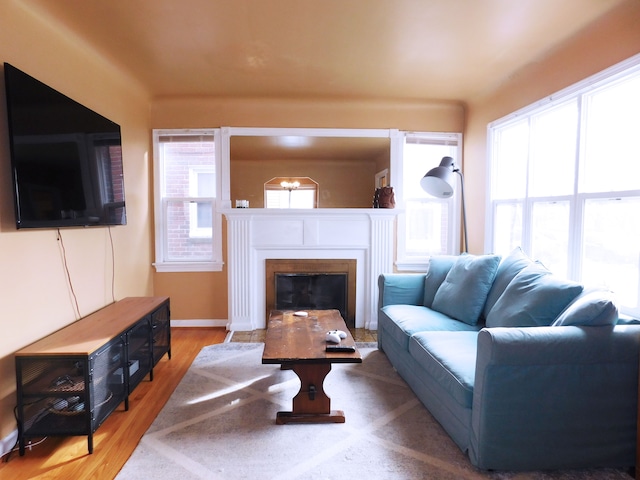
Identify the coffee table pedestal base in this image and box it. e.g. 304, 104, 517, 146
276, 410, 345, 425
276, 363, 346, 424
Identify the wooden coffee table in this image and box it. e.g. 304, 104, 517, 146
262, 309, 362, 424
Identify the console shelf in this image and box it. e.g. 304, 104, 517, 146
15, 296, 171, 455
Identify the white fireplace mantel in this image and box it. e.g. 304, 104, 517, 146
223, 208, 396, 331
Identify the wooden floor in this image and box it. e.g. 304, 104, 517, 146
0, 327, 227, 480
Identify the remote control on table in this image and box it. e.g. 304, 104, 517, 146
325, 344, 356, 353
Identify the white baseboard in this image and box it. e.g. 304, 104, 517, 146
0, 428, 18, 460
170, 319, 228, 328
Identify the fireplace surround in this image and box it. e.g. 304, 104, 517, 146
223, 208, 396, 331
266, 259, 356, 327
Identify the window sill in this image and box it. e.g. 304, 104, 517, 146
395, 260, 429, 272
153, 261, 224, 273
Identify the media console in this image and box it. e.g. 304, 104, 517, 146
14, 296, 170, 455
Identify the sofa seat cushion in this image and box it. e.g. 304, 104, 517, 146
380, 305, 480, 350
409, 331, 479, 409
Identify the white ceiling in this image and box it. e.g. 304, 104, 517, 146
22, 0, 626, 103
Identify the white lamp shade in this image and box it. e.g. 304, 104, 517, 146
420, 166, 455, 198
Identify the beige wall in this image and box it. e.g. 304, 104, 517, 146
151, 98, 465, 320
464, 0, 640, 254
151, 97, 463, 131
0, 3, 152, 441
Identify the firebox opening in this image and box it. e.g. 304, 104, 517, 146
265, 259, 357, 328
275, 273, 347, 321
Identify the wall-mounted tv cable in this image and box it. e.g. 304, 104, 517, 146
108, 226, 116, 303
56, 229, 81, 319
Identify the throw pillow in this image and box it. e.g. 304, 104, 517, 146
486, 262, 584, 328
423, 255, 458, 308
552, 289, 618, 327
431, 254, 501, 325
482, 247, 533, 319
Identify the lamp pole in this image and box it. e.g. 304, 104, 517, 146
453, 168, 468, 253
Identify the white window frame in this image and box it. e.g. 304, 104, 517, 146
486, 53, 640, 318
219, 126, 397, 209
396, 132, 463, 271
153, 129, 224, 272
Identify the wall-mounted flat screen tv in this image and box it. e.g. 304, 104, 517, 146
3, 63, 126, 229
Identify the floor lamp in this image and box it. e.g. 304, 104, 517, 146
420, 156, 468, 253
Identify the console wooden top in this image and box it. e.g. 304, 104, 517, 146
16, 297, 169, 357
262, 309, 362, 365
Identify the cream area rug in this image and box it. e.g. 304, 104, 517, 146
116, 343, 631, 480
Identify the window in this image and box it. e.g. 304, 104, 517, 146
153, 130, 223, 272
396, 133, 462, 270
488, 54, 640, 317
264, 177, 318, 208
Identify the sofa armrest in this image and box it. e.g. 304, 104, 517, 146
378, 273, 425, 309
470, 325, 640, 470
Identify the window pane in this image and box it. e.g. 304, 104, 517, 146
493, 202, 522, 254
529, 102, 578, 197
197, 172, 215, 197
405, 200, 448, 255
582, 197, 640, 312
266, 190, 286, 208
265, 188, 315, 208
290, 189, 315, 208
492, 120, 528, 200
162, 140, 215, 198
402, 137, 458, 258
403, 142, 454, 199
196, 202, 212, 229
165, 200, 213, 261
531, 201, 570, 277
582, 75, 640, 193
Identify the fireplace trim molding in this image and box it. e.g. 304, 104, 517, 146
223, 208, 396, 331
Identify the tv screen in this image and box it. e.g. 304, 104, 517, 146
3, 63, 126, 229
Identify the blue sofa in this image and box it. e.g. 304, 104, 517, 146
377, 248, 640, 471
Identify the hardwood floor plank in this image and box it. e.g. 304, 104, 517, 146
0, 327, 226, 480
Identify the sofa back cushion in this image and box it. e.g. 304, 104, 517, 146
552, 289, 619, 327
486, 262, 583, 327
431, 254, 501, 325
423, 255, 458, 308
483, 247, 533, 320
